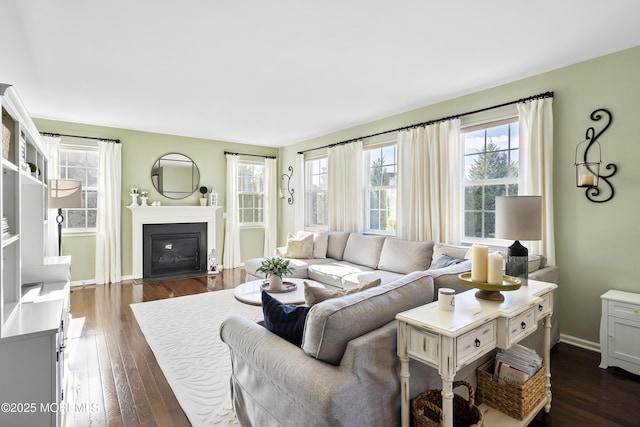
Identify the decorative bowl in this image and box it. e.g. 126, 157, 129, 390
458, 273, 521, 301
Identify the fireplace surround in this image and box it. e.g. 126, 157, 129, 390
129, 205, 221, 280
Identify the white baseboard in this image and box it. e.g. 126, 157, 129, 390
559, 333, 600, 353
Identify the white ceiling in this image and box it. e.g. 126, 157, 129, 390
2, 1, 640, 147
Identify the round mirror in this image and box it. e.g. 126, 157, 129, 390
151, 153, 200, 199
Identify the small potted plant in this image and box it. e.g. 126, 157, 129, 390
256, 257, 294, 291
199, 186, 208, 206
27, 162, 40, 178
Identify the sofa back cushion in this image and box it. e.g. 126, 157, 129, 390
341, 234, 386, 269
378, 238, 434, 274
326, 231, 351, 260
302, 271, 434, 365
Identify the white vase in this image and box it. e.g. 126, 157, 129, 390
268, 275, 284, 292
199, 198, 207, 206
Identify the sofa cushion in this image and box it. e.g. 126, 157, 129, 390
303, 278, 381, 306
262, 292, 310, 346
342, 234, 386, 269
326, 231, 351, 260
308, 261, 374, 288
283, 232, 314, 258
378, 238, 434, 274
302, 271, 435, 365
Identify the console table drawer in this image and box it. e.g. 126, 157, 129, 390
457, 320, 496, 367
508, 308, 537, 344
407, 327, 439, 366
608, 300, 640, 321
535, 293, 552, 321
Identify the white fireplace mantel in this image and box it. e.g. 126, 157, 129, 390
128, 205, 222, 279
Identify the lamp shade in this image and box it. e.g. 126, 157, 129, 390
49, 179, 83, 209
495, 196, 542, 241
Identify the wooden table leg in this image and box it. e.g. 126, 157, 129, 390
398, 323, 410, 427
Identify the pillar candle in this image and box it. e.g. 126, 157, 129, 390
471, 244, 489, 282
581, 174, 595, 186
487, 252, 503, 285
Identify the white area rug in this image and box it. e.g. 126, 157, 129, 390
130, 290, 263, 426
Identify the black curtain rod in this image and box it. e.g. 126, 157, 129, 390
40, 132, 121, 144
297, 91, 554, 155
224, 151, 276, 159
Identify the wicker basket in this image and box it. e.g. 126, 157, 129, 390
2, 119, 10, 161
476, 359, 546, 420
411, 380, 483, 427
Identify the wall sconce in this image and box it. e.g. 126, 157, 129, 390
574, 108, 617, 203
280, 166, 294, 205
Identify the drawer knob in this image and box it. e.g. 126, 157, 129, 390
474, 338, 481, 348
521, 321, 527, 330
538, 304, 543, 311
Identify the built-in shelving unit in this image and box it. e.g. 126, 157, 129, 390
1, 84, 69, 426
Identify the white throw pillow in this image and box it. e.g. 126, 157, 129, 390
283, 232, 314, 258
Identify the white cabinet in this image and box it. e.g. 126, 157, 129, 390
600, 290, 640, 376
1, 84, 68, 426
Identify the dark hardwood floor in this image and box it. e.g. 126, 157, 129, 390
65, 270, 640, 426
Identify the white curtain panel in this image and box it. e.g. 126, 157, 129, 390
223, 154, 241, 268
293, 153, 305, 232
517, 98, 555, 264
95, 141, 122, 284
397, 119, 461, 243
42, 135, 60, 257
263, 157, 277, 256
328, 141, 363, 232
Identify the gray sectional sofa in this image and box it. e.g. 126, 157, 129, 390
243, 231, 558, 294
223, 232, 559, 426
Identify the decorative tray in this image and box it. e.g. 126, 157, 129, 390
260, 281, 298, 293
458, 273, 521, 301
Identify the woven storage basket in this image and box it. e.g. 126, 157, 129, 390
2, 120, 10, 161
410, 380, 483, 427
476, 359, 546, 420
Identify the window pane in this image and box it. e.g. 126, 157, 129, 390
66, 209, 86, 229
464, 186, 482, 210
465, 154, 485, 180
465, 212, 483, 238
86, 190, 98, 209
484, 184, 506, 211
487, 124, 509, 151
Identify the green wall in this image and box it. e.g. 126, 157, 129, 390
35, 45, 640, 345
33, 119, 276, 284
279, 45, 640, 346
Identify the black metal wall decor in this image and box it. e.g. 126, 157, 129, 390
574, 108, 617, 203
280, 166, 294, 205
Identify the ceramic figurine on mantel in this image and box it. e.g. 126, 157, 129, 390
130, 188, 139, 207
140, 191, 148, 206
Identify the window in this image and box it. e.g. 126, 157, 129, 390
58, 145, 99, 232
238, 161, 264, 226
305, 157, 328, 228
462, 119, 519, 241
364, 144, 397, 234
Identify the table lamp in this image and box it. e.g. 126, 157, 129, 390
48, 179, 83, 256
495, 196, 541, 281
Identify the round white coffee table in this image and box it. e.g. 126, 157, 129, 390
233, 278, 324, 306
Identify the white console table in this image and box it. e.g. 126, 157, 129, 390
396, 280, 556, 427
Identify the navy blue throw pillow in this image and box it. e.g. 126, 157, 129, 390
262, 291, 310, 347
